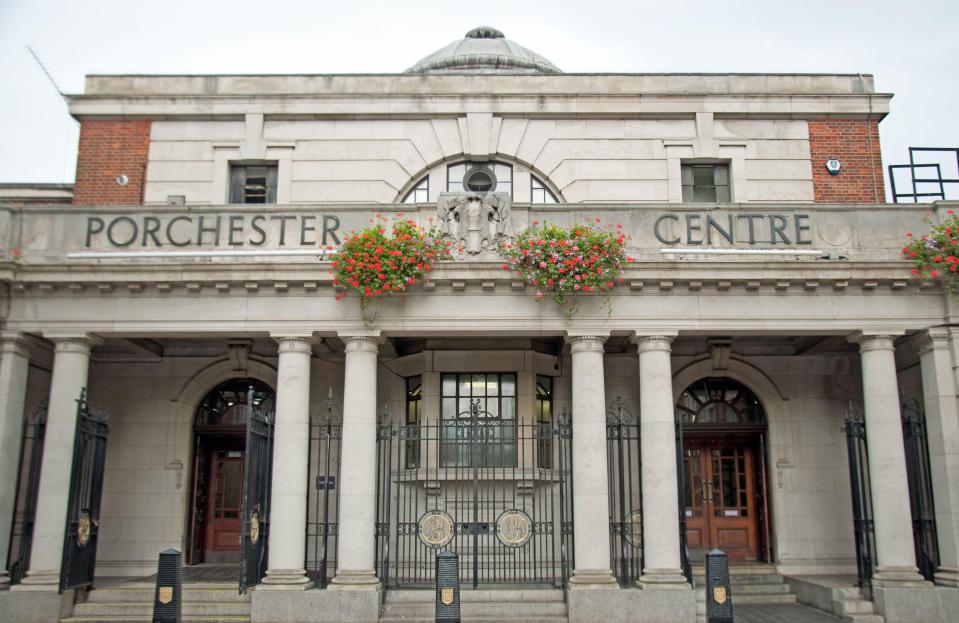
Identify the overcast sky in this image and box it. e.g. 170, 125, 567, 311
1, 0, 957, 200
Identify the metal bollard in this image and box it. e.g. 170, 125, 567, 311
435, 549, 461, 623
705, 548, 733, 623
152, 548, 182, 623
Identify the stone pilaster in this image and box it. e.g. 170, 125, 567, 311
853, 333, 927, 587
634, 334, 688, 589
330, 334, 382, 591
261, 336, 315, 589
566, 334, 617, 589
0, 332, 31, 586
17, 334, 99, 591
920, 328, 959, 587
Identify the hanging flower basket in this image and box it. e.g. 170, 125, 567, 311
330, 218, 452, 325
902, 208, 959, 290
500, 220, 633, 317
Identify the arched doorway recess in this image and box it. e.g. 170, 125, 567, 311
187, 378, 275, 564
676, 377, 771, 562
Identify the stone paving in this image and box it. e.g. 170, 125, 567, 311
736, 603, 844, 623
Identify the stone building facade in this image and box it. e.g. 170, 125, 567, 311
1, 26, 958, 623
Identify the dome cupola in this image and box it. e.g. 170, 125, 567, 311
405, 26, 561, 75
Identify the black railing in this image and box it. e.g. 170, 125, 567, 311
607, 397, 643, 586
239, 394, 273, 594
305, 394, 341, 587
5, 403, 46, 585
375, 403, 572, 588
900, 397, 940, 582
844, 407, 875, 595
676, 419, 692, 584
889, 147, 959, 203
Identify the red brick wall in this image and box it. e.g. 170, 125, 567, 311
808, 119, 884, 203
72, 120, 151, 205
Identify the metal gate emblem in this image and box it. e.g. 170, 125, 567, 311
623, 510, 643, 546
76, 512, 92, 547
713, 586, 727, 604
496, 509, 533, 547
249, 509, 261, 545
440, 587, 454, 605
418, 510, 455, 548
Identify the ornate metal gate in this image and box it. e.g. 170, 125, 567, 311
306, 394, 341, 587
607, 398, 642, 585
239, 393, 274, 594
6, 403, 46, 585
60, 390, 109, 593
375, 397, 572, 588
900, 398, 939, 582
844, 407, 875, 594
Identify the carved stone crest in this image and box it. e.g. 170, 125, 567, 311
437, 192, 512, 255
418, 509, 455, 548
496, 509, 533, 547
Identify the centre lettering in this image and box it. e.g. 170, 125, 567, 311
653, 213, 813, 246
85, 214, 341, 248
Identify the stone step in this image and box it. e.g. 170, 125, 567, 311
729, 582, 792, 595
73, 601, 250, 616
843, 615, 884, 623
380, 618, 567, 623
382, 601, 567, 617
840, 598, 876, 615
385, 589, 565, 603
733, 593, 797, 605
694, 574, 785, 586
86, 586, 250, 604
62, 617, 249, 623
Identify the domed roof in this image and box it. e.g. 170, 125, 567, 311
405, 27, 561, 75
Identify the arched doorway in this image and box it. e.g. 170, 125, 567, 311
187, 379, 275, 564
676, 377, 770, 562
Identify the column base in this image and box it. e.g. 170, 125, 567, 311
0, 587, 75, 623
328, 569, 382, 591
873, 566, 932, 588
934, 566, 959, 588
12, 570, 60, 592
568, 569, 618, 589
638, 568, 691, 590
259, 569, 314, 590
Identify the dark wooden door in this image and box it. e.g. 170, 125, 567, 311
683, 441, 759, 561
205, 449, 244, 561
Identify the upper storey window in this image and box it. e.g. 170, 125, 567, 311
682, 163, 730, 203
402, 177, 429, 203
448, 162, 513, 197
230, 164, 277, 204
531, 175, 559, 203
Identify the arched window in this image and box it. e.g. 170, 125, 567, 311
531, 175, 559, 203
401, 176, 429, 203
675, 377, 764, 426
195, 378, 275, 427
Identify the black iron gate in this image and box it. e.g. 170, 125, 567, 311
375, 399, 572, 588
6, 403, 47, 585
607, 398, 642, 585
306, 393, 341, 588
239, 392, 274, 594
844, 407, 875, 594
900, 398, 940, 582
60, 389, 109, 593
676, 418, 692, 583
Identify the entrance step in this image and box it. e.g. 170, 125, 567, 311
61, 582, 251, 623
691, 564, 797, 623
380, 589, 568, 623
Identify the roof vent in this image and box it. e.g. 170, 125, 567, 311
466, 26, 504, 39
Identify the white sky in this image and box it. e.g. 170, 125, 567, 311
1, 0, 957, 200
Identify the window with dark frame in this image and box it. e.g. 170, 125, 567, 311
405, 376, 422, 468
229, 164, 278, 204
681, 163, 731, 203
447, 162, 513, 197
401, 177, 429, 203
536, 375, 554, 468
440, 372, 516, 467
531, 175, 559, 204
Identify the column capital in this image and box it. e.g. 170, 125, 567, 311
274, 335, 315, 355
566, 334, 607, 352
44, 333, 103, 355
342, 335, 383, 354
849, 332, 902, 352
0, 331, 32, 358
918, 326, 951, 355
632, 334, 676, 352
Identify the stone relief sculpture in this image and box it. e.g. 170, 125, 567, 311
436, 192, 513, 255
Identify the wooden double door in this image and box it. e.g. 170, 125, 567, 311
190, 438, 245, 563
683, 438, 764, 561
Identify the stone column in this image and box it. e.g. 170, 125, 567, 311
0, 332, 31, 586
635, 334, 688, 589
261, 335, 314, 589
854, 333, 926, 586
330, 334, 381, 590
18, 335, 98, 591
920, 328, 959, 587
567, 334, 616, 588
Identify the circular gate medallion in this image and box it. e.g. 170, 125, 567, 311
623, 510, 643, 547
249, 510, 261, 545
496, 509, 533, 548
76, 511, 92, 547
418, 510, 455, 548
